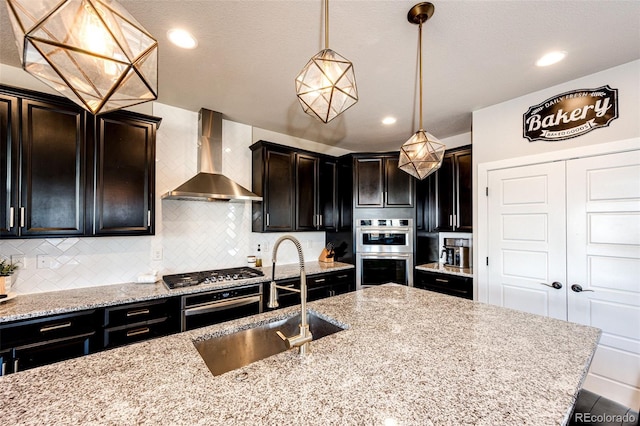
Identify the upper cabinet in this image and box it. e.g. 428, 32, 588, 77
252, 142, 295, 232
0, 85, 160, 239
93, 112, 158, 236
417, 145, 472, 232
251, 141, 340, 233
354, 154, 413, 208
0, 93, 19, 238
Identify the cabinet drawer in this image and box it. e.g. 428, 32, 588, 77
103, 317, 171, 349
416, 271, 473, 300
103, 299, 173, 327
0, 310, 97, 350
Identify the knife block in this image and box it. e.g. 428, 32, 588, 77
318, 248, 334, 264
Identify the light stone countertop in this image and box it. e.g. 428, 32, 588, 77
0, 284, 599, 426
0, 261, 354, 323
416, 262, 473, 278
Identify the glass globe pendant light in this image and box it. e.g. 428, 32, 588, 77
398, 2, 445, 180
5, 0, 158, 115
295, 0, 358, 123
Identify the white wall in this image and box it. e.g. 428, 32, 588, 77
472, 60, 639, 165
0, 65, 326, 294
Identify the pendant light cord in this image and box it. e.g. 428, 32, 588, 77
418, 20, 423, 131
325, 0, 329, 49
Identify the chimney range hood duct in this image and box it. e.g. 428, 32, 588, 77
162, 109, 262, 202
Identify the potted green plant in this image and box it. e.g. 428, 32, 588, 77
0, 258, 18, 294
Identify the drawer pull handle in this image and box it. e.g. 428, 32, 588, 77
126, 327, 150, 337
314, 278, 326, 283
40, 321, 72, 332
126, 308, 150, 317
337, 275, 348, 279
435, 278, 449, 283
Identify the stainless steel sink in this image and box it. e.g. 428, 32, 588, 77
193, 312, 345, 376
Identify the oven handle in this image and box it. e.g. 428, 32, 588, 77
359, 253, 411, 260
357, 227, 411, 232
183, 295, 262, 316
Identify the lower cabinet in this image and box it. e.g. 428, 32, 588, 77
101, 298, 180, 349
414, 270, 473, 300
265, 269, 356, 310
0, 271, 356, 375
0, 310, 99, 374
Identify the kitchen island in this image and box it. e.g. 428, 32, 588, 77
0, 285, 599, 425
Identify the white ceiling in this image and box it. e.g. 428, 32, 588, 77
1, 1, 639, 152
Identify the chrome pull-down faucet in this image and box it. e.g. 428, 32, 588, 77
267, 235, 312, 355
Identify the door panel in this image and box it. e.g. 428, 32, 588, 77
502, 285, 551, 317
488, 162, 567, 319
567, 150, 640, 408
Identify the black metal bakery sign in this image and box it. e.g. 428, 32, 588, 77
523, 85, 618, 142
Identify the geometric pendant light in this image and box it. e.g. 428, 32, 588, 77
295, 0, 358, 123
5, 0, 158, 115
398, 2, 445, 180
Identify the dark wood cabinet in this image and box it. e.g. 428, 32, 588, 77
415, 173, 436, 231
318, 158, 338, 231
264, 269, 356, 310
433, 146, 472, 232
0, 93, 19, 237
93, 112, 158, 235
355, 154, 413, 208
336, 156, 353, 231
20, 96, 88, 237
295, 153, 319, 230
0, 85, 159, 239
252, 143, 295, 232
252, 141, 340, 232
0, 310, 99, 374
101, 298, 179, 349
415, 270, 473, 300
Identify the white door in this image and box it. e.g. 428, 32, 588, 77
566, 150, 640, 408
487, 162, 567, 319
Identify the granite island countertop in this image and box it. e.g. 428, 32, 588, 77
0, 285, 599, 425
0, 261, 353, 323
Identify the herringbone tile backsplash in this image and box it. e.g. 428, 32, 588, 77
0, 103, 326, 294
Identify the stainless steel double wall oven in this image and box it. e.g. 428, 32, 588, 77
355, 218, 414, 288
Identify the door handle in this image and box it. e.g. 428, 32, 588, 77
571, 284, 594, 293
540, 282, 563, 290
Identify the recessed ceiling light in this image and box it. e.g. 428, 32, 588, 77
167, 29, 198, 49
382, 116, 397, 125
536, 51, 566, 67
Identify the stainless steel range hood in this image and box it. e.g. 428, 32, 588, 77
162, 109, 262, 202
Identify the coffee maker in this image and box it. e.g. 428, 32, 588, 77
440, 237, 471, 268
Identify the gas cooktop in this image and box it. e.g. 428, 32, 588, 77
162, 267, 264, 290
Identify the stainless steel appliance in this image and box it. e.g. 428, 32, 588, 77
355, 219, 414, 288
440, 237, 471, 268
162, 267, 264, 332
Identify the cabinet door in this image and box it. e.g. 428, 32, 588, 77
0, 94, 19, 237
295, 153, 318, 230
355, 158, 383, 207
455, 150, 472, 232
20, 98, 86, 236
319, 158, 338, 231
434, 153, 454, 231
385, 157, 413, 207
94, 114, 156, 235
415, 173, 436, 231
337, 158, 352, 231
265, 149, 294, 231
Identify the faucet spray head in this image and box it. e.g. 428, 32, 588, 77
267, 281, 279, 309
